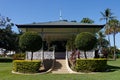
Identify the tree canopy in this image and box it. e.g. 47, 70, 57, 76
19, 32, 42, 60
80, 18, 94, 24
97, 31, 109, 48
0, 15, 19, 52
75, 32, 97, 58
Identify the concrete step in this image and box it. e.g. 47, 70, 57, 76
52, 59, 69, 74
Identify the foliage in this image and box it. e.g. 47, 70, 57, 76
71, 20, 77, 22
100, 8, 116, 48
19, 32, 42, 60
100, 8, 115, 22
12, 60, 41, 73
97, 31, 109, 48
0, 28, 19, 51
107, 19, 120, 34
0, 16, 19, 52
106, 47, 120, 58
75, 32, 97, 58
97, 38, 109, 48
13, 53, 25, 60
75, 59, 107, 72
80, 18, 94, 24
116, 49, 120, 54
19, 32, 42, 52
0, 57, 13, 62
75, 32, 97, 51
66, 35, 76, 51
0, 15, 14, 27
108, 19, 120, 60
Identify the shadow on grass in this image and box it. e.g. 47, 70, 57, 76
107, 65, 120, 72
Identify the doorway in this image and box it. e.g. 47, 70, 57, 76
51, 41, 66, 59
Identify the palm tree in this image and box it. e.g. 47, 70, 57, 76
100, 8, 116, 47
80, 17, 94, 24
97, 31, 109, 48
108, 19, 120, 60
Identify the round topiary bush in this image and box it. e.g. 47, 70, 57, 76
19, 32, 42, 60
75, 32, 97, 58
75, 59, 107, 72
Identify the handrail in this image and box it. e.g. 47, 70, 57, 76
66, 50, 77, 73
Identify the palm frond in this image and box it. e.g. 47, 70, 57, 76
100, 17, 106, 21
100, 12, 106, 17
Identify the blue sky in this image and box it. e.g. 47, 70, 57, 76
0, 0, 120, 48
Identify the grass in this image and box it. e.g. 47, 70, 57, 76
0, 59, 120, 80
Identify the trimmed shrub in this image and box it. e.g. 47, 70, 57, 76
13, 53, 25, 60
75, 59, 107, 72
75, 32, 97, 58
19, 32, 42, 52
13, 60, 41, 73
75, 32, 97, 51
19, 32, 42, 60
0, 57, 13, 62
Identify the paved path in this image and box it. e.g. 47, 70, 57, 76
52, 59, 69, 74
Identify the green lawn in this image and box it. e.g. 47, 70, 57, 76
0, 59, 120, 80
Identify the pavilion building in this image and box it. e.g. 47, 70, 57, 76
16, 20, 104, 59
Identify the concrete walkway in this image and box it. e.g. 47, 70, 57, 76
52, 59, 69, 74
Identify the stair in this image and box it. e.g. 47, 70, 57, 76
52, 59, 69, 74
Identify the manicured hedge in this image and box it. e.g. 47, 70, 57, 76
75, 58, 107, 72
13, 60, 41, 73
0, 57, 13, 62
13, 53, 25, 60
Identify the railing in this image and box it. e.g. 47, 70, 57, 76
26, 50, 55, 60
66, 50, 95, 59
66, 50, 95, 73
66, 50, 77, 73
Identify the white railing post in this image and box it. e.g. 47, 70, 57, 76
53, 46, 55, 59
66, 50, 68, 60
40, 51, 43, 60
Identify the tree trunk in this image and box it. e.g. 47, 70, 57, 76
106, 20, 111, 48
84, 51, 87, 59
113, 31, 116, 60
108, 35, 111, 48
31, 52, 33, 60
